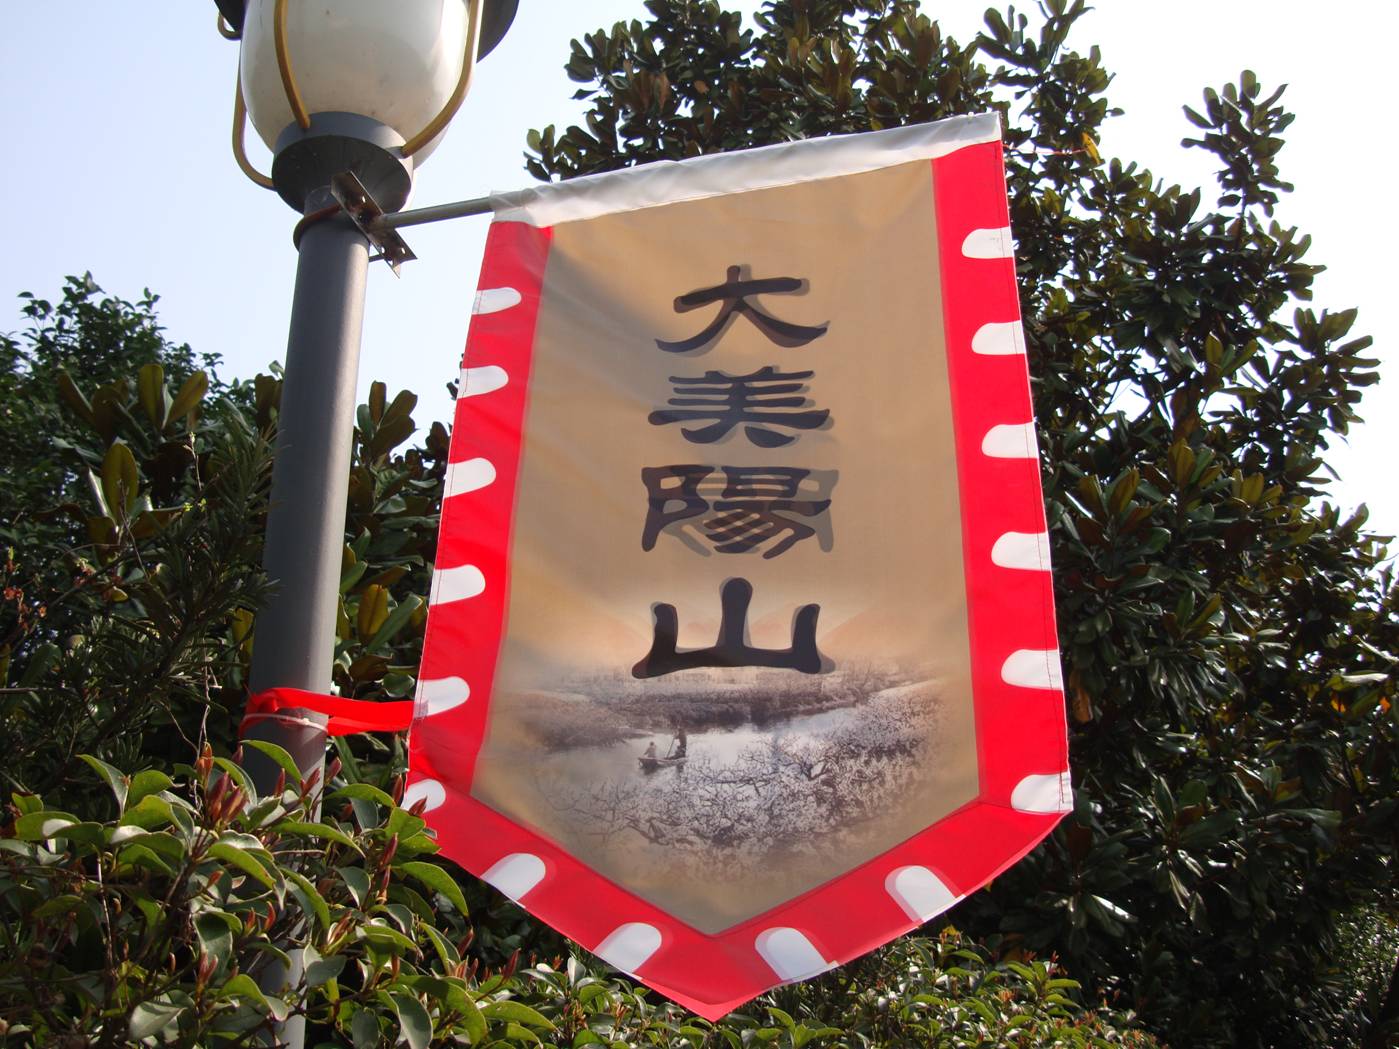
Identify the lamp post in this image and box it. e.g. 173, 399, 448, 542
213, 4, 516, 1042
216, 0, 515, 792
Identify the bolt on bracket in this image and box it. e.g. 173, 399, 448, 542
329, 172, 418, 276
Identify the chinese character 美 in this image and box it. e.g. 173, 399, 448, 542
641, 465, 832, 559
649, 366, 830, 447
655, 265, 829, 353
632, 577, 826, 678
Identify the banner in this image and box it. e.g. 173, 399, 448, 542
406, 112, 1071, 1018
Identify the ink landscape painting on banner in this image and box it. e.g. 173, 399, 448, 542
406, 112, 1073, 1018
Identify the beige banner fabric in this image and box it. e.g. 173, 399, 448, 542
470, 159, 979, 934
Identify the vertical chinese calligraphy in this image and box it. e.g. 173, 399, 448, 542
638, 265, 835, 676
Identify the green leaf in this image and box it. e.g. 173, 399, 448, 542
272, 819, 361, 851
116, 843, 177, 876
10, 792, 42, 816
767, 1006, 796, 1031
115, 830, 186, 865
365, 594, 424, 654
351, 1008, 380, 1049
79, 754, 129, 813
242, 739, 304, 788
504, 1021, 542, 1045
168, 369, 209, 424
359, 921, 418, 955
120, 793, 176, 830
208, 841, 278, 890
210, 758, 255, 798
381, 389, 418, 427
421, 923, 460, 970
128, 768, 174, 808
14, 810, 78, 840
385, 807, 427, 842
56, 367, 97, 427
390, 991, 434, 1049
339, 864, 373, 908
396, 860, 469, 915
285, 870, 332, 931
305, 944, 348, 988
100, 440, 140, 520
196, 911, 235, 974
130, 999, 187, 1041
137, 362, 168, 429
459, 992, 488, 1045
341, 560, 369, 594
481, 1000, 556, 1031
327, 782, 397, 809
220, 973, 272, 1011
32, 893, 84, 920
86, 468, 112, 519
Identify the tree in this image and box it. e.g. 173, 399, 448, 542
0, 280, 1157, 1047
525, 2, 1397, 1045
0, 277, 268, 794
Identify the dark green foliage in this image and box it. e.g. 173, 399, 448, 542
2, 746, 485, 1046
524, 2, 1398, 1045
0, 275, 231, 549
0, 750, 1154, 1047
0, 278, 448, 804
336, 384, 450, 704
0, 278, 270, 798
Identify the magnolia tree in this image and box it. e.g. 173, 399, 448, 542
522, 1, 1397, 1045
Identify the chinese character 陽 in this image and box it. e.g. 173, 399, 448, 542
641, 465, 832, 559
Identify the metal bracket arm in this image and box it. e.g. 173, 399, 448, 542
328, 173, 418, 275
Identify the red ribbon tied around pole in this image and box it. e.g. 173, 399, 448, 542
242, 688, 414, 737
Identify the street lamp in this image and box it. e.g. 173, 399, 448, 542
214, 0, 517, 797
212, 3, 517, 1045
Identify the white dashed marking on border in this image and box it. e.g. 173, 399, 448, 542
1011, 771, 1075, 814
971, 320, 1027, 355
458, 365, 508, 398
429, 565, 486, 606
991, 531, 1052, 571
472, 287, 523, 315
444, 458, 497, 499
595, 923, 663, 975
886, 866, 962, 923
1000, 649, 1064, 691
981, 422, 1038, 459
961, 226, 1014, 259
482, 853, 546, 901
416, 677, 470, 716
402, 779, 446, 812
755, 928, 834, 982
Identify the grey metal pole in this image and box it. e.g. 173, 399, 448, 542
242, 191, 368, 1049
245, 190, 369, 777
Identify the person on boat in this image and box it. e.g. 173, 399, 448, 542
674, 728, 688, 759
642, 741, 658, 761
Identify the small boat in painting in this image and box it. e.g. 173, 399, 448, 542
639, 730, 689, 772
638, 755, 688, 772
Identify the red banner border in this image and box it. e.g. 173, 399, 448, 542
408, 138, 1070, 1019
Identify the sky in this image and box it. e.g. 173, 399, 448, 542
2, 1, 1394, 545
